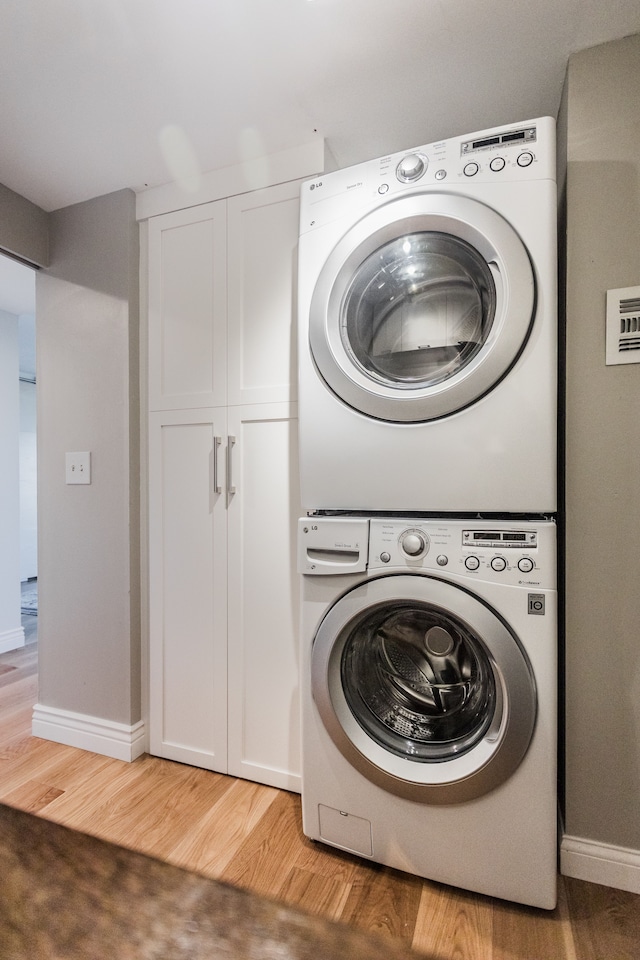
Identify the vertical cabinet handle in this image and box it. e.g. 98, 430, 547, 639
227, 435, 237, 496
213, 436, 222, 494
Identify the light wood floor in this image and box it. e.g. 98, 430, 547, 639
1, 636, 639, 960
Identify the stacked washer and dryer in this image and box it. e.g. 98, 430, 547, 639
296, 118, 558, 909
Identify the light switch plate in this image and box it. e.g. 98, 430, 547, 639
66, 451, 91, 484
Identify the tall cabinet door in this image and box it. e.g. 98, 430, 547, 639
148, 201, 227, 411
226, 181, 301, 406
148, 409, 228, 771
147, 178, 304, 790
226, 403, 302, 792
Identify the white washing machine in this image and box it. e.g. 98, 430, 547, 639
298, 515, 557, 909
297, 117, 557, 513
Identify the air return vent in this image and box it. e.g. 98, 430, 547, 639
606, 286, 640, 365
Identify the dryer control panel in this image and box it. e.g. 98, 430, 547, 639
299, 116, 556, 235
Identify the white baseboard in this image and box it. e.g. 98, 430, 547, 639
561, 834, 640, 895
32, 703, 145, 763
0, 626, 25, 654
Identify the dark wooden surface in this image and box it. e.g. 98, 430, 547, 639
0, 801, 431, 960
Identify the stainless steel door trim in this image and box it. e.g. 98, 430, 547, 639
311, 573, 537, 804
308, 192, 535, 423
213, 435, 222, 494
226, 435, 236, 499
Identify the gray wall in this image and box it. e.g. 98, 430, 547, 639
36, 189, 140, 725
563, 34, 640, 852
0, 183, 49, 267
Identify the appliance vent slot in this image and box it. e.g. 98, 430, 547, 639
606, 286, 640, 365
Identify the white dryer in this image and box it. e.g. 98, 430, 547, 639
298, 516, 557, 909
297, 117, 557, 513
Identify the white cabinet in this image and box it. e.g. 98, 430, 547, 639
226, 404, 300, 789
226, 186, 301, 407
148, 201, 227, 411
148, 408, 228, 772
147, 179, 302, 793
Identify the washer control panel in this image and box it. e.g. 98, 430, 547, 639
368, 518, 556, 589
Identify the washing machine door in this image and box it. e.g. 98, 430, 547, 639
309, 193, 535, 422
311, 574, 536, 803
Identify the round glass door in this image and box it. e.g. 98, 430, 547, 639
311, 575, 536, 803
309, 193, 535, 423
341, 601, 497, 762
342, 232, 496, 391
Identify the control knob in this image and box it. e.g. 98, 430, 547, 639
401, 531, 427, 556
396, 153, 427, 182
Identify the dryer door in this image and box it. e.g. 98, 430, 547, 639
311, 574, 536, 803
309, 193, 535, 422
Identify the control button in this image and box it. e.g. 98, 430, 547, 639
465, 555, 480, 571
518, 557, 534, 573
435, 169, 447, 181
491, 556, 507, 572
463, 162, 479, 177
380, 552, 391, 564
396, 153, 427, 182
378, 183, 389, 195
401, 532, 426, 556
517, 151, 534, 167
436, 555, 448, 566
489, 156, 505, 172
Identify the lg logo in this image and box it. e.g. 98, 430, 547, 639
309, 180, 323, 191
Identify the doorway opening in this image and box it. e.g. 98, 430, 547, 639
0, 252, 37, 662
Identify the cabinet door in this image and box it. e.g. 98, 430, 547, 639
226, 181, 301, 407
226, 403, 302, 792
148, 202, 227, 411
148, 409, 228, 770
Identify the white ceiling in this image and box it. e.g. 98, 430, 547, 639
1, 1, 640, 328
1, 0, 640, 215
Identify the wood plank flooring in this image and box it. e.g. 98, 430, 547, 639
1, 637, 639, 959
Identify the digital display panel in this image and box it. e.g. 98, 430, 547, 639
461, 125, 537, 156
472, 136, 500, 149
463, 530, 537, 548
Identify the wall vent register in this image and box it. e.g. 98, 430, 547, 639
606, 286, 640, 365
